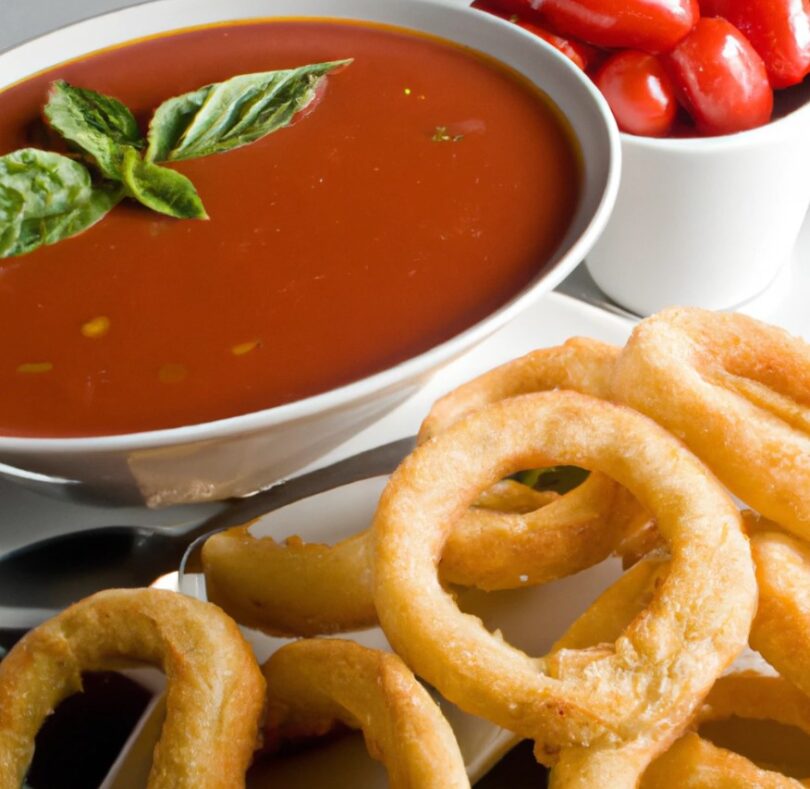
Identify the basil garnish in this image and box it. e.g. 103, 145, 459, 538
146, 60, 351, 162
0, 59, 351, 258
0, 149, 120, 257
0, 148, 93, 216
0, 185, 25, 256
45, 81, 206, 219
514, 466, 590, 494
120, 147, 206, 220
10, 183, 122, 258
44, 80, 144, 180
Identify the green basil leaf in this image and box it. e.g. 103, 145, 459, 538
0, 149, 120, 258
0, 148, 93, 217
120, 147, 207, 219
2, 182, 122, 259
513, 466, 590, 494
44, 81, 143, 180
146, 59, 351, 162
0, 184, 24, 256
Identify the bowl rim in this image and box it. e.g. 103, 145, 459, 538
0, 0, 621, 453
619, 83, 810, 152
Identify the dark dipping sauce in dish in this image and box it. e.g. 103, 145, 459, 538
0, 20, 580, 437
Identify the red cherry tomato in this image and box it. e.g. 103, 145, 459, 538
470, 1, 598, 70
594, 51, 678, 136
666, 18, 774, 135
470, 0, 530, 15
470, 0, 512, 17
700, 0, 810, 87
477, 0, 698, 52
514, 20, 599, 70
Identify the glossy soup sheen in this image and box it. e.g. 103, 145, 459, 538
0, 20, 580, 437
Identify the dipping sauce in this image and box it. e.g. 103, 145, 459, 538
0, 20, 580, 436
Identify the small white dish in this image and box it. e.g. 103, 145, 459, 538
586, 79, 810, 316
0, 0, 619, 507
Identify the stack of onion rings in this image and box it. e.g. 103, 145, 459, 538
0, 588, 265, 788
372, 390, 755, 787
11, 307, 810, 787
202, 339, 650, 637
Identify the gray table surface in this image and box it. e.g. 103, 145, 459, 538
1, 0, 142, 52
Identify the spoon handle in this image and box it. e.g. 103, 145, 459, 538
178, 434, 417, 544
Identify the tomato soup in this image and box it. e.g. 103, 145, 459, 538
0, 20, 580, 436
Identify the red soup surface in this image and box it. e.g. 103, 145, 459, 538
0, 20, 580, 437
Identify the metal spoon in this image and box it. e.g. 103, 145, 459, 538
0, 436, 415, 633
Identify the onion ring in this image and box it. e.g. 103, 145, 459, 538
559, 523, 810, 786
642, 673, 810, 788
204, 524, 376, 636
203, 339, 646, 636
417, 337, 618, 442
642, 732, 804, 788
202, 468, 632, 636
262, 639, 468, 789
695, 672, 810, 734
749, 527, 810, 702
613, 307, 810, 540
0, 588, 265, 788
372, 390, 755, 787
551, 551, 810, 786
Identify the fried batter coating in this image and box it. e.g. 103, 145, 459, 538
263, 639, 468, 789
373, 391, 755, 788
203, 338, 647, 637
0, 588, 265, 789
614, 307, 810, 540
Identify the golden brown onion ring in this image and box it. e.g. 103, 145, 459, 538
696, 672, 810, 736
613, 307, 810, 541
263, 639, 469, 789
203, 338, 647, 636
558, 523, 810, 787
642, 730, 806, 788
750, 528, 810, 702
202, 469, 632, 636
372, 391, 755, 788
0, 588, 265, 789
441, 471, 630, 590
417, 337, 619, 441
204, 524, 375, 637
642, 673, 810, 788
